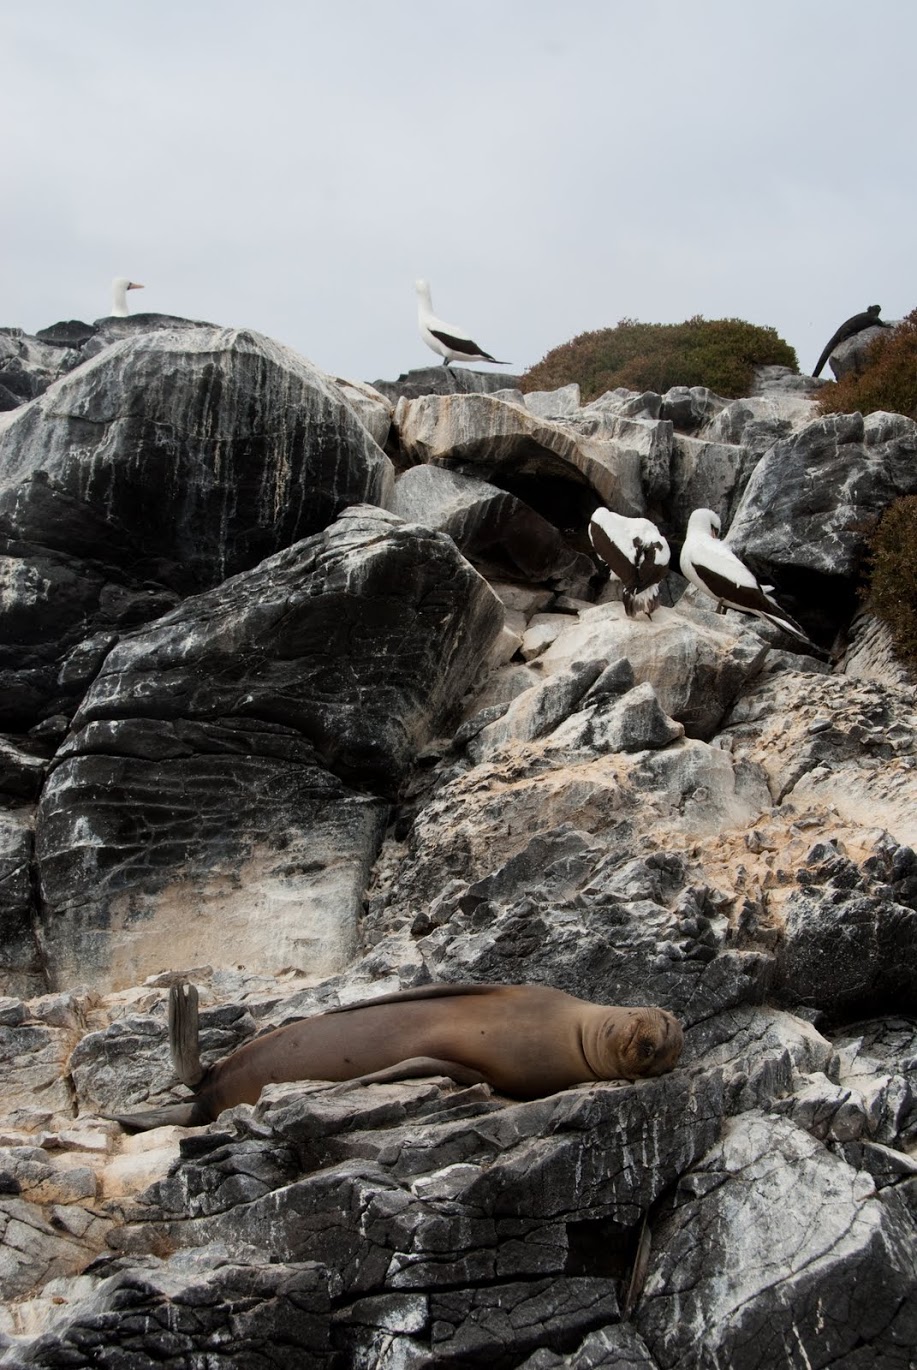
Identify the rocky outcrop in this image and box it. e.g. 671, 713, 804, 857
394, 393, 653, 518
1, 338, 916, 1367
828, 323, 892, 380
0, 325, 391, 594
388, 465, 593, 586
33, 508, 502, 989
0, 330, 81, 412
637, 1112, 917, 1369
372, 365, 522, 403
0, 326, 392, 728
727, 410, 917, 636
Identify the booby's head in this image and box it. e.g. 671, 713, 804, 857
110, 277, 145, 318
687, 508, 721, 539
414, 278, 432, 300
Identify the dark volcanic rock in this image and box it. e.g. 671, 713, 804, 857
34, 508, 502, 988
371, 365, 522, 403
0, 328, 82, 412
727, 411, 917, 630
389, 464, 593, 586
5, 1249, 339, 1368
636, 1113, 917, 1369
775, 841, 917, 1017
0, 324, 391, 595
0, 810, 43, 997
0, 326, 394, 730
34, 320, 97, 349
67, 507, 501, 788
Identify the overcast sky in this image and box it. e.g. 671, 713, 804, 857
3, 1, 915, 386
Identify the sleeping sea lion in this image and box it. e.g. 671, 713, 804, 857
115, 981, 684, 1131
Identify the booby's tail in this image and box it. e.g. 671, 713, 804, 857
755, 596, 827, 656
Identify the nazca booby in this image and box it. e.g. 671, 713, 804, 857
415, 279, 507, 367
588, 508, 670, 618
111, 277, 144, 318
679, 508, 814, 646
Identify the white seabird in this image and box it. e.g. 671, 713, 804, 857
679, 508, 814, 645
588, 508, 670, 618
415, 279, 508, 367
111, 277, 144, 317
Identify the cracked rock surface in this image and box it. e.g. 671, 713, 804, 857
0, 336, 915, 1365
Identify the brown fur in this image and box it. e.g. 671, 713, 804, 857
116, 982, 684, 1131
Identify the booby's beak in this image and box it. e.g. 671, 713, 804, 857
128, 282, 144, 290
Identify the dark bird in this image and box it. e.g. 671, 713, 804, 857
415, 279, 508, 367
679, 508, 818, 648
812, 304, 888, 378
588, 508, 671, 618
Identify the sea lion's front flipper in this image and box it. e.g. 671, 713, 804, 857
327, 1056, 491, 1093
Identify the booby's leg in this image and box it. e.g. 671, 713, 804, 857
442, 358, 450, 367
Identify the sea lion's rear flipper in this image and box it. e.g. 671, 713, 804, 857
329, 1056, 491, 1092
169, 981, 204, 1087
108, 1103, 204, 1132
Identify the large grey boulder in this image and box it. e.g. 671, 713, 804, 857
668, 433, 749, 529
537, 603, 768, 739
34, 509, 503, 990
394, 393, 651, 517
0, 329, 81, 411
636, 1113, 917, 1369
0, 327, 393, 730
828, 323, 891, 380
1, 1248, 339, 1368
775, 840, 917, 1016
0, 325, 392, 594
388, 465, 592, 586
721, 668, 917, 847
727, 411, 917, 628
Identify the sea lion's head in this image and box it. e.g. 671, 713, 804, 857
591, 1006, 684, 1080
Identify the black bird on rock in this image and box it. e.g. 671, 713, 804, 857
588, 508, 670, 619
812, 305, 889, 378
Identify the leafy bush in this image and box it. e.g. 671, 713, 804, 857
521, 316, 798, 402
817, 309, 917, 419
867, 496, 917, 674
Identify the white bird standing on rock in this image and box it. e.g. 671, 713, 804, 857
415, 279, 508, 367
679, 508, 815, 646
588, 508, 670, 618
110, 277, 144, 317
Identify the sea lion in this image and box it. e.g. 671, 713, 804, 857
115, 981, 684, 1131
812, 304, 888, 378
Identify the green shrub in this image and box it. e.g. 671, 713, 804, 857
521, 316, 798, 402
817, 309, 917, 419
867, 496, 917, 673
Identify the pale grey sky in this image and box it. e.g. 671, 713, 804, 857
2, 1, 915, 384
